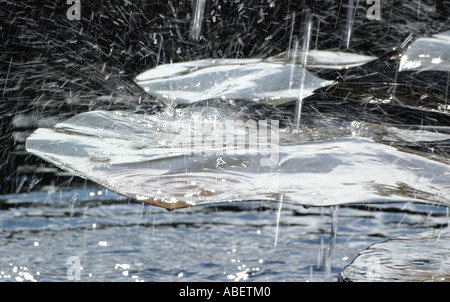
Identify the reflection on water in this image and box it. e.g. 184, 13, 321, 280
0, 188, 449, 282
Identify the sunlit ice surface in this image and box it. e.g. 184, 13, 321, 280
135, 59, 332, 105
26, 110, 450, 210
399, 30, 450, 72
339, 227, 450, 282
134, 49, 376, 105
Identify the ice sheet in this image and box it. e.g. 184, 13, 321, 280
26, 110, 450, 210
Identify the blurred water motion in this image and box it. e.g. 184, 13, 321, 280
134, 50, 377, 105
1, 189, 449, 282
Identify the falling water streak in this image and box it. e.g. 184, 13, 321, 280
392, 62, 399, 104
136, 202, 145, 233
288, 12, 297, 93
445, 72, 449, 107
447, 207, 449, 226
3, 57, 12, 98
274, 194, 284, 247
156, 34, 163, 67
344, 0, 359, 49
392, 34, 414, 105
294, 11, 312, 130
314, 20, 320, 50
417, 0, 421, 18
189, 0, 206, 41
401, 34, 414, 50
288, 38, 299, 93
324, 205, 340, 273
287, 12, 296, 60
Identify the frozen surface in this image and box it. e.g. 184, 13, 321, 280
26, 110, 450, 210
136, 60, 332, 105
136, 50, 376, 105
340, 227, 450, 282
135, 50, 376, 105
266, 50, 377, 69
399, 30, 450, 72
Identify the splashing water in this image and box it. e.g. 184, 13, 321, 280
274, 194, 283, 247
190, 0, 206, 41
344, 0, 359, 49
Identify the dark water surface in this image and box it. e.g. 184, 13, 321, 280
1, 188, 448, 282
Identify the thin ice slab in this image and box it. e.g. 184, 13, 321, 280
26, 110, 450, 210
339, 227, 450, 282
399, 30, 450, 72
134, 50, 376, 105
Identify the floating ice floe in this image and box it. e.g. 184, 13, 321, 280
399, 30, 450, 72
266, 49, 377, 69
135, 50, 376, 105
26, 110, 450, 210
339, 227, 450, 282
